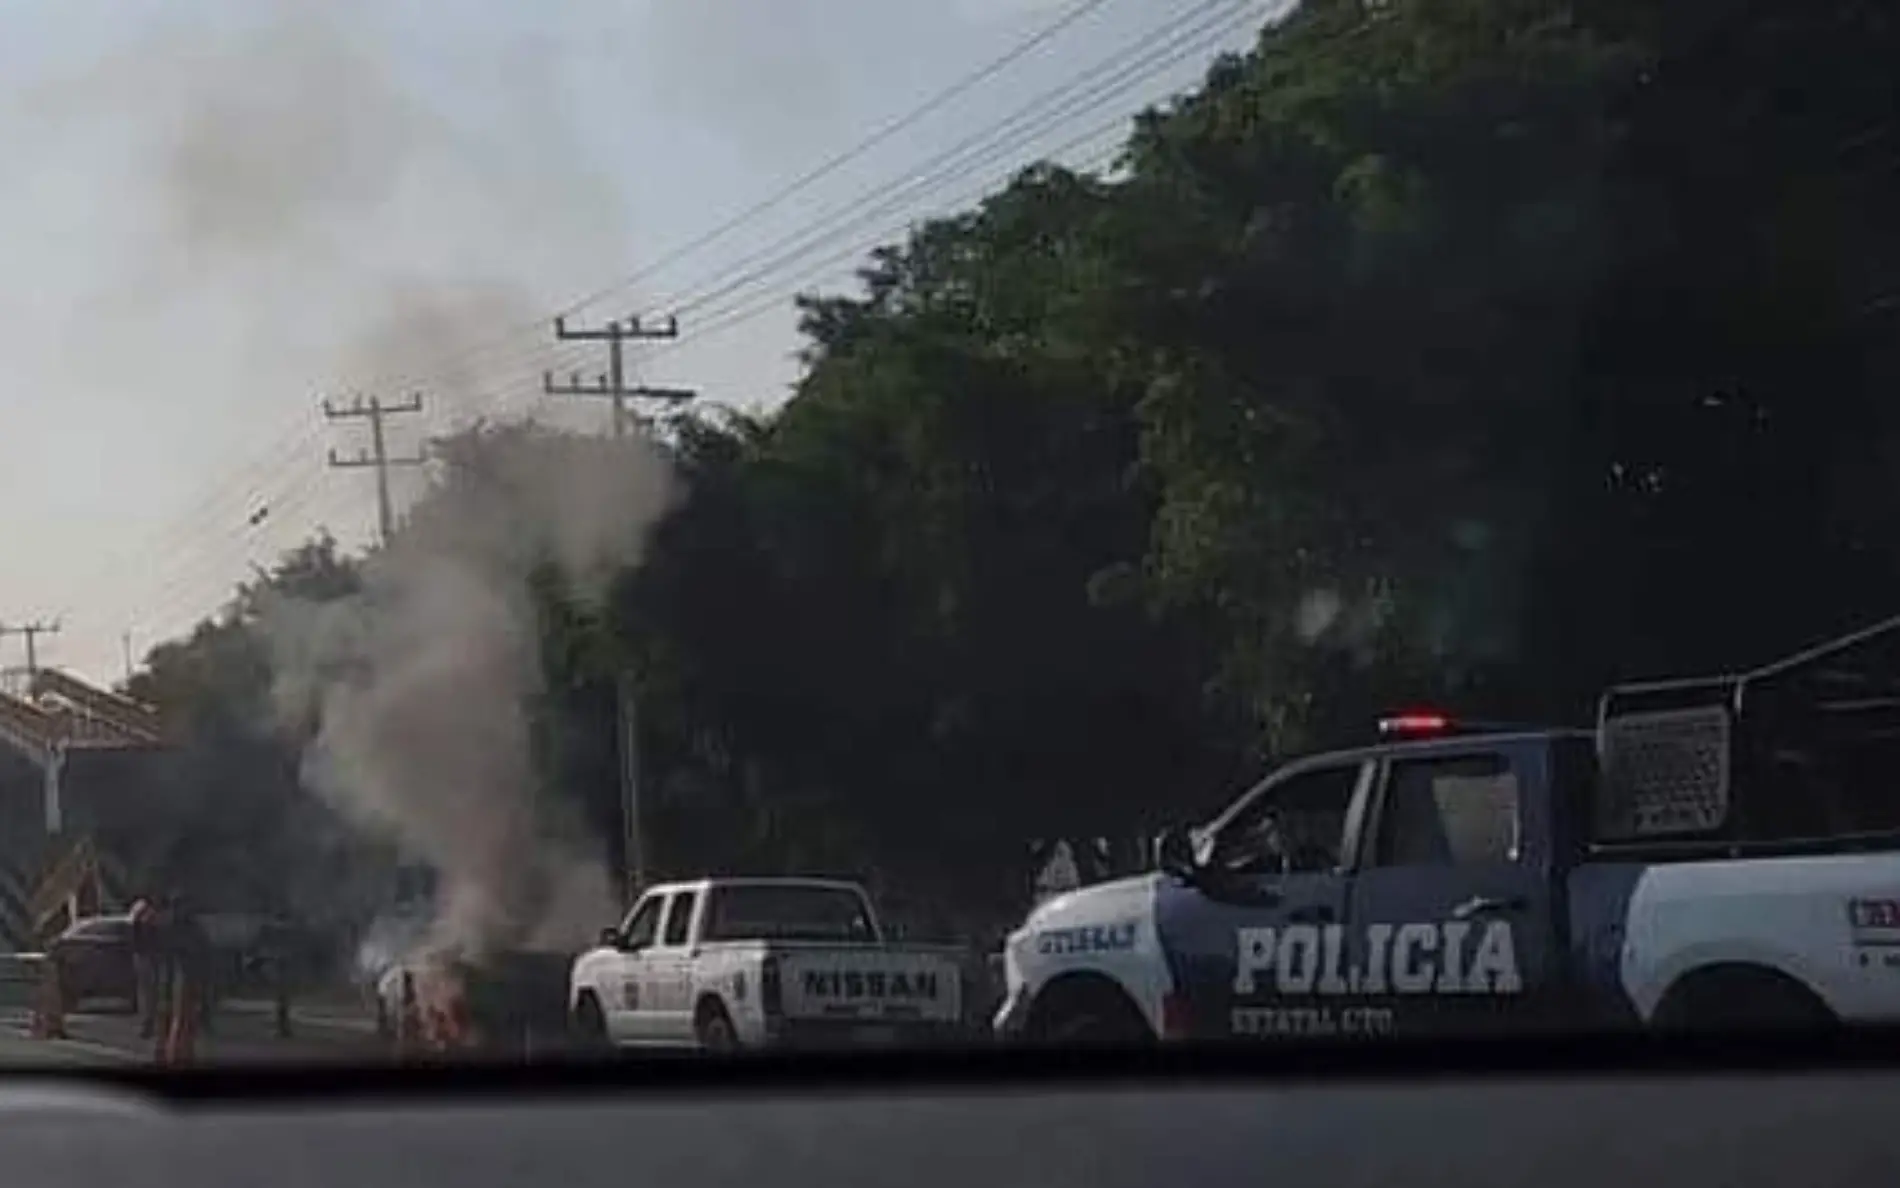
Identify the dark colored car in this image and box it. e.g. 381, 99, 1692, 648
49, 914, 137, 1012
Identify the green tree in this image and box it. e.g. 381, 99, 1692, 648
1113, 0, 1637, 746
126, 534, 370, 926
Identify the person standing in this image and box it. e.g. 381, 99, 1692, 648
155, 892, 209, 1066
129, 897, 161, 1039
268, 920, 296, 1040
31, 917, 69, 1041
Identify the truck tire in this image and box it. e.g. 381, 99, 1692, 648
1651, 965, 1837, 1033
1027, 976, 1154, 1046
695, 1000, 739, 1053
572, 992, 610, 1049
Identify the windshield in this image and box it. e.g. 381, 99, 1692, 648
0, 0, 1889, 1070
701, 886, 878, 944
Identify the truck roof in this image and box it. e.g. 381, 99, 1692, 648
641, 876, 870, 897
1291, 726, 1593, 774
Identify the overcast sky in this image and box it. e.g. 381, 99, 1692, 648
0, 0, 1270, 683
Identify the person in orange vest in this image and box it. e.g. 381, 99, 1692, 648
31, 923, 68, 1040
154, 892, 209, 1066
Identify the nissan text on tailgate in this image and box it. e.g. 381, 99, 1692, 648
570, 877, 965, 1050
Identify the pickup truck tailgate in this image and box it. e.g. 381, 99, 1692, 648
778, 949, 963, 1023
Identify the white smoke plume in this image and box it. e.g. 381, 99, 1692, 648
6, 0, 633, 578
7, 0, 670, 962
267, 426, 676, 963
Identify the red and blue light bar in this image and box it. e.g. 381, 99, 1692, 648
1377, 711, 1455, 737
1375, 710, 1560, 740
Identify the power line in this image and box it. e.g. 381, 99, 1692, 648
439, 0, 1256, 424
644, 2, 1266, 355
121, 0, 1203, 456
657, 132, 1134, 354
64, 331, 603, 637
49, 408, 327, 624
133, 0, 1249, 596
549, 0, 1123, 322
658, 0, 1255, 325
134, 339, 600, 634
54, 0, 1271, 661
262, 0, 1123, 413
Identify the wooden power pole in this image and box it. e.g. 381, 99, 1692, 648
544, 315, 697, 438
0, 620, 60, 679
322, 393, 428, 545
545, 315, 699, 901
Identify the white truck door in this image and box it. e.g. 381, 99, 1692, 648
607, 894, 666, 1045
649, 888, 702, 1045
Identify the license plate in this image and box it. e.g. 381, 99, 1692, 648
852, 1025, 898, 1046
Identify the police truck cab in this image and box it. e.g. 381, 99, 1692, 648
996, 615, 1900, 1042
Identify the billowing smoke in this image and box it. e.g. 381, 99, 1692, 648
7, 0, 633, 569
267, 426, 675, 963
6, 0, 668, 958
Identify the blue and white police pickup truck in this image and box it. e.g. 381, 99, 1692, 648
996, 615, 1900, 1042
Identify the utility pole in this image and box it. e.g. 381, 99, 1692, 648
322, 393, 428, 545
545, 316, 697, 901
121, 631, 134, 685
544, 315, 696, 438
0, 620, 59, 679
616, 670, 645, 904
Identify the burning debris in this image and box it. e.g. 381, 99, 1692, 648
391, 956, 475, 1055
378, 945, 576, 1059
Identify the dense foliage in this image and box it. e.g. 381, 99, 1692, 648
132, 0, 1900, 931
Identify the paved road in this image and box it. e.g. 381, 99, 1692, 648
0, 997, 385, 1068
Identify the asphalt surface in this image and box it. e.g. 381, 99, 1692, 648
0, 995, 385, 1068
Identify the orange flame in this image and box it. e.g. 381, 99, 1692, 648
400, 960, 480, 1054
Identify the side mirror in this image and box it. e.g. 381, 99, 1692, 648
1155, 826, 1198, 880
598, 926, 620, 949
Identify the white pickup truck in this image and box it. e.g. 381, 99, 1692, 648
569, 877, 966, 1051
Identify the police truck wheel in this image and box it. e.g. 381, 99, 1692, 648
1653, 967, 1836, 1033
696, 1003, 738, 1053
1044, 1008, 1149, 1045
572, 994, 609, 1050
1026, 976, 1155, 1046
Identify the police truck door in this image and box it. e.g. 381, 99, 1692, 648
1159, 760, 1367, 1040
1345, 741, 1555, 1035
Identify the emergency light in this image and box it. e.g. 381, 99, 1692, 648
1377, 712, 1455, 738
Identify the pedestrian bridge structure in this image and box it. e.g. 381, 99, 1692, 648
0, 670, 174, 949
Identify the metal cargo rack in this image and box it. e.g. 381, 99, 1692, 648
1595, 612, 1900, 844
